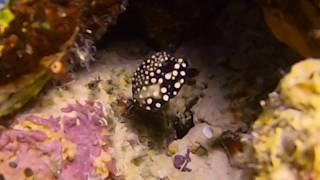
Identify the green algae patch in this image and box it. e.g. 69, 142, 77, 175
0, 70, 51, 118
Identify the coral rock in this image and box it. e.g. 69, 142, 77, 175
250, 59, 320, 179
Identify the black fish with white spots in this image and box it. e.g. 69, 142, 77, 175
132, 52, 189, 111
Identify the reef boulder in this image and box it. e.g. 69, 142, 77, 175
248, 59, 320, 179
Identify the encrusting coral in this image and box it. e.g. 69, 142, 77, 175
248, 59, 320, 180
0, 100, 117, 179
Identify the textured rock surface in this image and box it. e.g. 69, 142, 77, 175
249, 59, 320, 179
0, 101, 114, 180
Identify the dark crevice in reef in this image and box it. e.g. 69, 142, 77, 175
97, 0, 230, 51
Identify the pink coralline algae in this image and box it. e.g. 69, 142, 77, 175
0, 100, 115, 180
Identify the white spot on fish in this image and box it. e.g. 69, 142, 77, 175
174, 82, 181, 89
165, 73, 172, 80
151, 78, 157, 83
173, 70, 178, 76
163, 95, 169, 101
182, 62, 187, 68
161, 87, 167, 93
